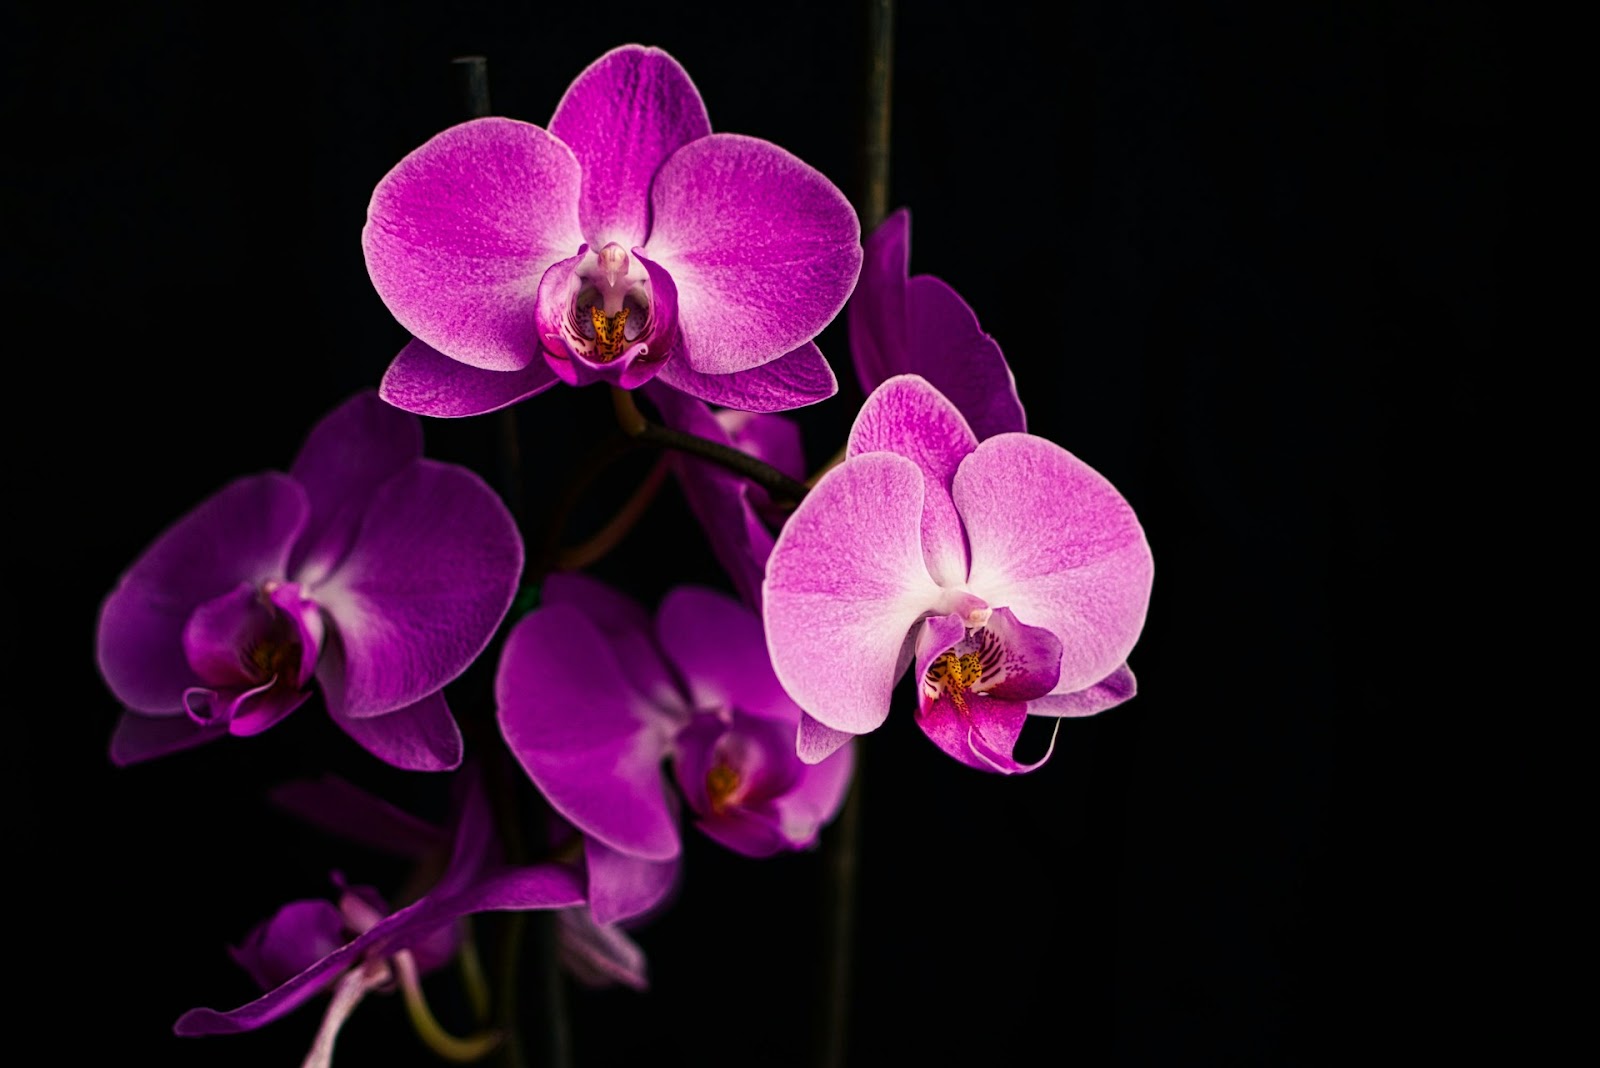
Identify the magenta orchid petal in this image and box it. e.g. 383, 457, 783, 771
363, 116, 585, 372
286, 391, 422, 582
181, 582, 286, 687
381, 337, 560, 418
311, 459, 521, 718
911, 609, 1060, 773
109, 711, 228, 766
763, 452, 943, 737
1027, 663, 1138, 717
847, 373, 979, 587
904, 274, 1026, 439
326, 688, 464, 772
175, 864, 584, 1037
772, 741, 855, 846
225, 686, 313, 738
653, 339, 838, 412
850, 210, 1024, 438
674, 712, 800, 858
848, 207, 909, 392
558, 909, 649, 992
645, 133, 861, 376
267, 776, 447, 860
549, 45, 711, 250
540, 572, 683, 713
656, 585, 797, 720
584, 837, 680, 926
796, 713, 856, 764
718, 408, 806, 480
954, 434, 1154, 695
97, 473, 308, 714
229, 900, 347, 993
645, 383, 774, 608
496, 603, 680, 861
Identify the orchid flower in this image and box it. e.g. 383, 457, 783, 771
644, 381, 806, 610
95, 390, 522, 771
849, 209, 1025, 439
367, 44, 861, 417
764, 375, 1153, 773
497, 575, 854, 884
270, 773, 655, 990
175, 773, 586, 1066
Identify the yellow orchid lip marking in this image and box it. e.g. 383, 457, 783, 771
923, 628, 1004, 714
706, 763, 741, 814
589, 305, 631, 363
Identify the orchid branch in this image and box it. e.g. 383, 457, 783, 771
611, 388, 812, 505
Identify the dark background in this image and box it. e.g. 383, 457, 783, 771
8, 1, 1504, 1065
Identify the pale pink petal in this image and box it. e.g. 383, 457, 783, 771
1028, 663, 1138, 717
847, 374, 978, 588
956, 435, 1154, 695
763, 452, 942, 737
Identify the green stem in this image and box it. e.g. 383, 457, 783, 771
611, 388, 811, 505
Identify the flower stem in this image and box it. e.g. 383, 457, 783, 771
818, 6, 893, 1066
555, 455, 670, 571
610, 388, 811, 505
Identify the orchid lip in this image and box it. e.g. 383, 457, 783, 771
549, 243, 664, 370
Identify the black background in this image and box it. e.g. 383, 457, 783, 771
8, 1, 1505, 1065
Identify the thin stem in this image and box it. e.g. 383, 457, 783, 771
819, 5, 892, 1066
555, 455, 670, 571
610, 388, 811, 505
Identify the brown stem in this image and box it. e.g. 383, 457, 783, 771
554, 456, 670, 571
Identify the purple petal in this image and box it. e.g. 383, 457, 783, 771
848, 374, 978, 588
770, 742, 855, 847
97, 474, 308, 714
540, 572, 684, 713
549, 45, 711, 250
558, 909, 649, 991
762, 452, 942, 737
286, 391, 422, 582
654, 340, 838, 412
363, 117, 585, 372
656, 585, 797, 722
381, 337, 560, 418
645, 384, 773, 608
312, 460, 521, 718
176, 865, 583, 1036
848, 208, 910, 392
268, 776, 446, 859
645, 133, 861, 375
718, 408, 805, 480
904, 275, 1026, 439
496, 604, 680, 861
326, 687, 463, 772
584, 838, 680, 926
955, 434, 1154, 695
109, 711, 227, 766
1028, 662, 1138, 717
230, 899, 348, 993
